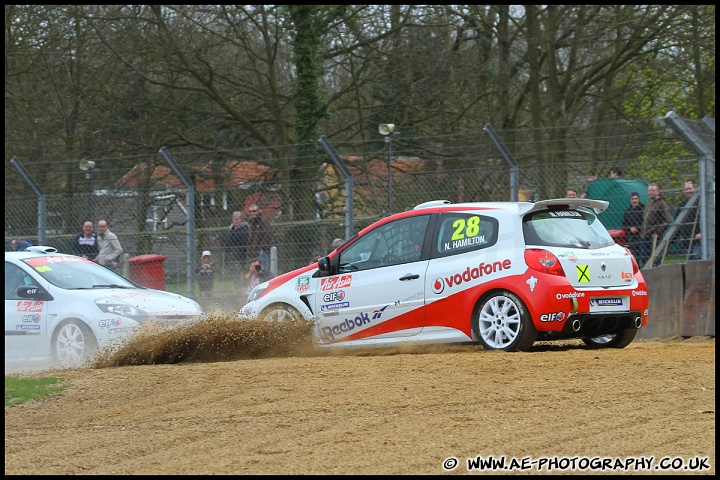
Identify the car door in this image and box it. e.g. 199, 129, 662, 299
4, 261, 49, 361
314, 214, 431, 344
424, 211, 509, 329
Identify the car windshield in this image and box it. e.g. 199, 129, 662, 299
522, 209, 615, 249
21, 256, 137, 290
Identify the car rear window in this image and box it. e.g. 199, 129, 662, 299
522, 209, 615, 248
434, 212, 498, 257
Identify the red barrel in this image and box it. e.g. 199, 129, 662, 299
128, 254, 168, 290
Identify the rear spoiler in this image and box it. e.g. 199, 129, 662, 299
518, 198, 609, 216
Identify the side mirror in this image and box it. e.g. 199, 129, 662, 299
317, 257, 331, 273
16, 285, 54, 301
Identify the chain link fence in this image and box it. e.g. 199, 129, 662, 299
6, 114, 715, 300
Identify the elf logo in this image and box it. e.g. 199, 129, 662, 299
432, 259, 512, 294
323, 290, 346, 302
540, 311, 566, 322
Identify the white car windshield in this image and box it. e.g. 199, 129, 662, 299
21, 256, 137, 290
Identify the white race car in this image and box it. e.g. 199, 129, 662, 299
5, 246, 203, 368
238, 199, 649, 352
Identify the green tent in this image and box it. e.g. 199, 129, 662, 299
586, 178, 649, 230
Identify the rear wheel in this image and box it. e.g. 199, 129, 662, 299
582, 330, 637, 349
51, 320, 98, 366
474, 291, 537, 352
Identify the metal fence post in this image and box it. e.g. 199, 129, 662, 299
664, 111, 715, 260
159, 147, 196, 296
10, 157, 47, 245
483, 124, 520, 202
318, 135, 354, 241
270, 245, 278, 275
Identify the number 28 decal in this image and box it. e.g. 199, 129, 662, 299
452, 216, 481, 240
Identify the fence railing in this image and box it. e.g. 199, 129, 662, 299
6, 114, 715, 300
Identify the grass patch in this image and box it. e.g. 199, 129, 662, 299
5, 375, 68, 406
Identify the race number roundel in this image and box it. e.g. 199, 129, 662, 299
432, 277, 445, 294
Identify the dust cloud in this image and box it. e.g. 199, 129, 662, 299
91, 313, 318, 368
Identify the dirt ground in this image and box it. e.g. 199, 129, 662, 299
4, 315, 716, 475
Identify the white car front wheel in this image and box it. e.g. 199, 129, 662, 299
52, 320, 98, 365
261, 304, 301, 323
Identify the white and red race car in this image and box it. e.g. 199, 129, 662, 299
238, 199, 649, 352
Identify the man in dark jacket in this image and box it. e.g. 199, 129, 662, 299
641, 183, 671, 267
247, 203, 274, 263
621, 192, 645, 264
225, 211, 249, 292
72, 221, 99, 261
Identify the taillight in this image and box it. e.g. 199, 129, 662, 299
624, 247, 639, 274
524, 249, 565, 276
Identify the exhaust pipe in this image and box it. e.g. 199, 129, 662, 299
571, 319, 581, 332
634, 316, 642, 328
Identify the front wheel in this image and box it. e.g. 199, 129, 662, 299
582, 330, 637, 349
51, 320, 98, 366
474, 291, 537, 352
261, 303, 302, 323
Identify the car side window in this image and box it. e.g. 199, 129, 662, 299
338, 215, 430, 272
433, 212, 498, 258
5, 262, 35, 300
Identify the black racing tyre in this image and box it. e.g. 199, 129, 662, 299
473, 291, 537, 352
582, 329, 637, 349
51, 320, 99, 366
261, 303, 302, 323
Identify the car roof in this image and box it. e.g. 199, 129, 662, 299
385, 198, 607, 218
5, 246, 73, 261
411, 198, 609, 215
355, 198, 610, 237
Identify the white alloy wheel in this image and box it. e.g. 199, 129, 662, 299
475, 291, 537, 352
53, 321, 97, 365
262, 304, 301, 323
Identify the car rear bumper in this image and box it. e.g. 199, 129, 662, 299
537, 310, 644, 341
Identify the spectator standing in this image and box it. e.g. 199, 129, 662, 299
225, 211, 249, 292
566, 188, 578, 198
247, 203, 274, 262
621, 192, 645, 264
9, 239, 33, 251
676, 181, 702, 260
640, 183, 671, 267
331, 238, 344, 252
245, 257, 276, 296
72, 221, 99, 261
195, 250, 215, 299
95, 220, 124, 271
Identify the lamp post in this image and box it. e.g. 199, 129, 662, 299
79, 160, 96, 221
379, 123, 397, 212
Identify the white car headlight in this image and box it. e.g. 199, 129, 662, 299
95, 297, 149, 321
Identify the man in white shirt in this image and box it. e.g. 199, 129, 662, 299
95, 220, 124, 271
